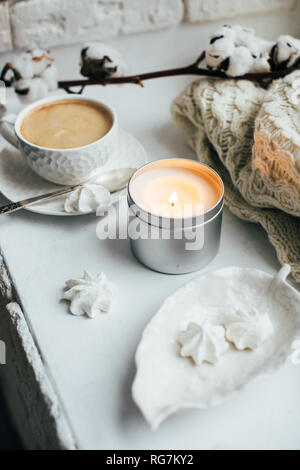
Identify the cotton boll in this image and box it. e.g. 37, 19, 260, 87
14, 78, 49, 103
40, 62, 58, 91
206, 25, 260, 74
274, 35, 300, 68
4, 48, 57, 102
229, 25, 256, 46
3, 49, 56, 86
251, 40, 273, 73
231, 27, 272, 58
13, 52, 34, 79
30, 48, 53, 75
245, 38, 271, 60
257, 38, 274, 57
277, 36, 298, 64
80, 42, 128, 79
244, 39, 261, 62
0, 67, 15, 86
227, 47, 255, 77
252, 56, 271, 73
245, 38, 273, 73
14, 78, 31, 96
206, 37, 235, 70
206, 24, 276, 76
209, 25, 237, 44
83, 42, 116, 62
209, 25, 255, 47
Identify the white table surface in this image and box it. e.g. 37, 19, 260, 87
0, 12, 300, 450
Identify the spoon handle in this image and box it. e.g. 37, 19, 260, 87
0, 185, 78, 216
0, 201, 23, 215
0, 167, 136, 216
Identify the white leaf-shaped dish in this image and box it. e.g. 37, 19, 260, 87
132, 266, 300, 430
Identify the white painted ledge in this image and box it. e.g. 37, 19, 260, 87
0, 254, 77, 450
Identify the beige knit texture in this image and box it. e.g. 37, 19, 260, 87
171, 75, 300, 283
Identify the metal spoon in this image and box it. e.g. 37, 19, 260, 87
0, 167, 136, 216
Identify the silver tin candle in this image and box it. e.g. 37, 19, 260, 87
127, 159, 224, 274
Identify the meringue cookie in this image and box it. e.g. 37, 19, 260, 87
63, 271, 117, 318
179, 322, 229, 365
224, 308, 274, 351
64, 183, 111, 213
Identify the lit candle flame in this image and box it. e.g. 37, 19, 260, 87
169, 191, 178, 208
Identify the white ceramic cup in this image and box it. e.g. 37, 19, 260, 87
0, 95, 118, 185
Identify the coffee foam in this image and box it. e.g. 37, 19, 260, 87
20, 99, 113, 149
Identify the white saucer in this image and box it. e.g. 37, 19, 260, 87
0, 129, 147, 216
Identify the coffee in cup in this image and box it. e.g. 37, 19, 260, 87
20, 98, 113, 149
0, 95, 118, 185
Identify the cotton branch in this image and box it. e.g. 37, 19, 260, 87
57, 57, 300, 94
1, 27, 300, 102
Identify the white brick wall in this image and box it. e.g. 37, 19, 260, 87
121, 0, 184, 35
10, 0, 183, 49
0, 1, 13, 52
0, 0, 297, 52
11, 0, 122, 49
184, 0, 297, 23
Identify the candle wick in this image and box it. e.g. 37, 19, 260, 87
169, 191, 178, 208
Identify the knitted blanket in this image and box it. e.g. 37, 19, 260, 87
171, 74, 300, 283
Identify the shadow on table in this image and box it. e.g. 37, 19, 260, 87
0, 388, 23, 450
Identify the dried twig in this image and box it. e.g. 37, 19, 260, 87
2, 50, 300, 96
57, 54, 300, 94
